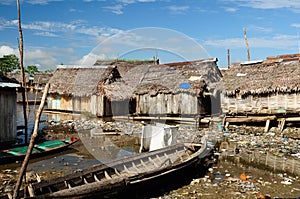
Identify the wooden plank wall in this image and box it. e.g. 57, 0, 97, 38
222, 93, 300, 114
136, 93, 199, 115
0, 89, 17, 143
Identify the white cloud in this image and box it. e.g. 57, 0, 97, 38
0, 0, 64, 5
204, 34, 298, 49
103, 0, 160, 14
104, 4, 124, 14
0, 0, 13, 5
0, 46, 18, 57
222, 0, 300, 12
24, 48, 58, 69
224, 7, 237, 12
27, 0, 63, 5
167, 5, 189, 14
34, 31, 58, 37
117, 0, 157, 3
1, 19, 122, 38
77, 53, 107, 66
0, 45, 78, 70
291, 23, 300, 28
248, 25, 273, 33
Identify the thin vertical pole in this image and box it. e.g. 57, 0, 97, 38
227, 49, 230, 67
13, 83, 49, 199
16, 0, 29, 144
244, 27, 251, 61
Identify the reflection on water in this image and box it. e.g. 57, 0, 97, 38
16, 103, 48, 144
27, 153, 101, 175
78, 129, 140, 164
14, 92, 141, 174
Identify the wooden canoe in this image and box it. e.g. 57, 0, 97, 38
0, 137, 79, 164
19, 139, 214, 198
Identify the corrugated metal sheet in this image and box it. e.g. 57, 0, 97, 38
0, 82, 20, 88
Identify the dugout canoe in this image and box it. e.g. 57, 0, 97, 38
18, 139, 214, 198
0, 137, 79, 164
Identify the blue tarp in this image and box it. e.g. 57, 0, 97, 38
180, 82, 190, 89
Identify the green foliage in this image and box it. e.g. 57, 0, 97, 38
0, 54, 19, 76
25, 65, 39, 76
44, 69, 54, 73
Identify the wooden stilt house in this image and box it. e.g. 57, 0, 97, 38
133, 58, 223, 116
222, 54, 300, 115
0, 75, 20, 145
47, 60, 153, 117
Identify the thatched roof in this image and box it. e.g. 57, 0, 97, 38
49, 60, 153, 98
223, 56, 300, 97
7, 72, 31, 84
49, 59, 222, 100
134, 58, 222, 96
98, 64, 151, 101
33, 73, 53, 84
49, 67, 107, 96
95, 60, 157, 101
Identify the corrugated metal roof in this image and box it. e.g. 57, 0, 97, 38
0, 74, 20, 88
0, 82, 20, 88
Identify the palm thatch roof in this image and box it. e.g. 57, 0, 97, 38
49, 60, 154, 98
100, 64, 151, 101
95, 60, 157, 101
33, 73, 53, 84
134, 58, 222, 96
7, 72, 31, 84
222, 56, 300, 97
49, 67, 107, 96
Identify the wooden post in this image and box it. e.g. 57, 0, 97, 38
12, 83, 49, 199
16, 0, 29, 144
224, 122, 229, 130
244, 27, 251, 61
264, 119, 271, 133
280, 118, 286, 132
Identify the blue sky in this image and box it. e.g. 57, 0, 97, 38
1, 0, 300, 70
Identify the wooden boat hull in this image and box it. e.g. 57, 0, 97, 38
22, 140, 214, 199
0, 137, 79, 164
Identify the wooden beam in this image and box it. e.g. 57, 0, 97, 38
225, 115, 276, 123
285, 117, 300, 122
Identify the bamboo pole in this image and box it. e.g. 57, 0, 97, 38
12, 83, 49, 199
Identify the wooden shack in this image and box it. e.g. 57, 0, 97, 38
47, 60, 153, 117
134, 58, 222, 116
0, 75, 20, 145
222, 54, 300, 115
33, 73, 53, 91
